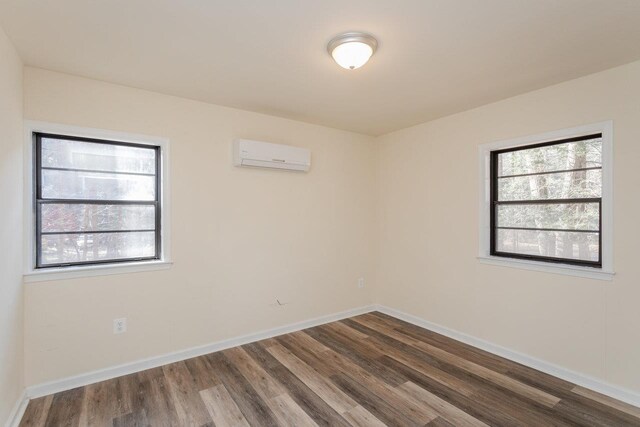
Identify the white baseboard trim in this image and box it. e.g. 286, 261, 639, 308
4, 390, 28, 427
25, 304, 376, 400
376, 304, 640, 408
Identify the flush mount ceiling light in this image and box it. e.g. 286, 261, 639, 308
327, 32, 378, 70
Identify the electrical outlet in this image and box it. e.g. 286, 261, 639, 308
113, 317, 127, 334
357, 278, 365, 289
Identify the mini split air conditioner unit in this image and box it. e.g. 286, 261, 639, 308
233, 139, 311, 172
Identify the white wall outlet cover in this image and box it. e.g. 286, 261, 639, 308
358, 278, 365, 288
113, 318, 127, 334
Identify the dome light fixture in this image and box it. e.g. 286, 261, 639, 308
327, 32, 378, 70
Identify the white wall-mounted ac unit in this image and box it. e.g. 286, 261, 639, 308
233, 139, 311, 172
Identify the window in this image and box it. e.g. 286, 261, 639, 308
478, 122, 613, 280
490, 134, 602, 267
34, 133, 162, 268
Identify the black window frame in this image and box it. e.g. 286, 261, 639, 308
489, 133, 603, 268
34, 132, 162, 269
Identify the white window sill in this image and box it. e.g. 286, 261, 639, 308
23, 260, 173, 283
477, 255, 614, 281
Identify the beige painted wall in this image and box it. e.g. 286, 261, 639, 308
0, 26, 24, 422
23, 67, 377, 386
20, 60, 640, 396
376, 60, 640, 392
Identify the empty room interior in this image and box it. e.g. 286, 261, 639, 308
2, 1, 640, 426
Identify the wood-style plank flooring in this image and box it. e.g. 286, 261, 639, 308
20, 312, 640, 426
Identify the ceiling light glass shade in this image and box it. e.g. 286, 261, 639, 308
331, 42, 373, 70
327, 33, 378, 70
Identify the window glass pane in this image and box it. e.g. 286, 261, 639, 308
41, 204, 155, 233
497, 137, 601, 177
496, 229, 599, 262
497, 169, 601, 201
41, 137, 156, 174
497, 203, 599, 231
35, 134, 161, 268
41, 169, 156, 201
40, 231, 156, 265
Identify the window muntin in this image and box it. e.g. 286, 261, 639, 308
35, 133, 161, 268
490, 134, 602, 267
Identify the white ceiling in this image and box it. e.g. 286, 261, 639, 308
2, 0, 640, 136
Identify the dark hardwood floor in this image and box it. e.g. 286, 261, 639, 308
20, 312, 640, 426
